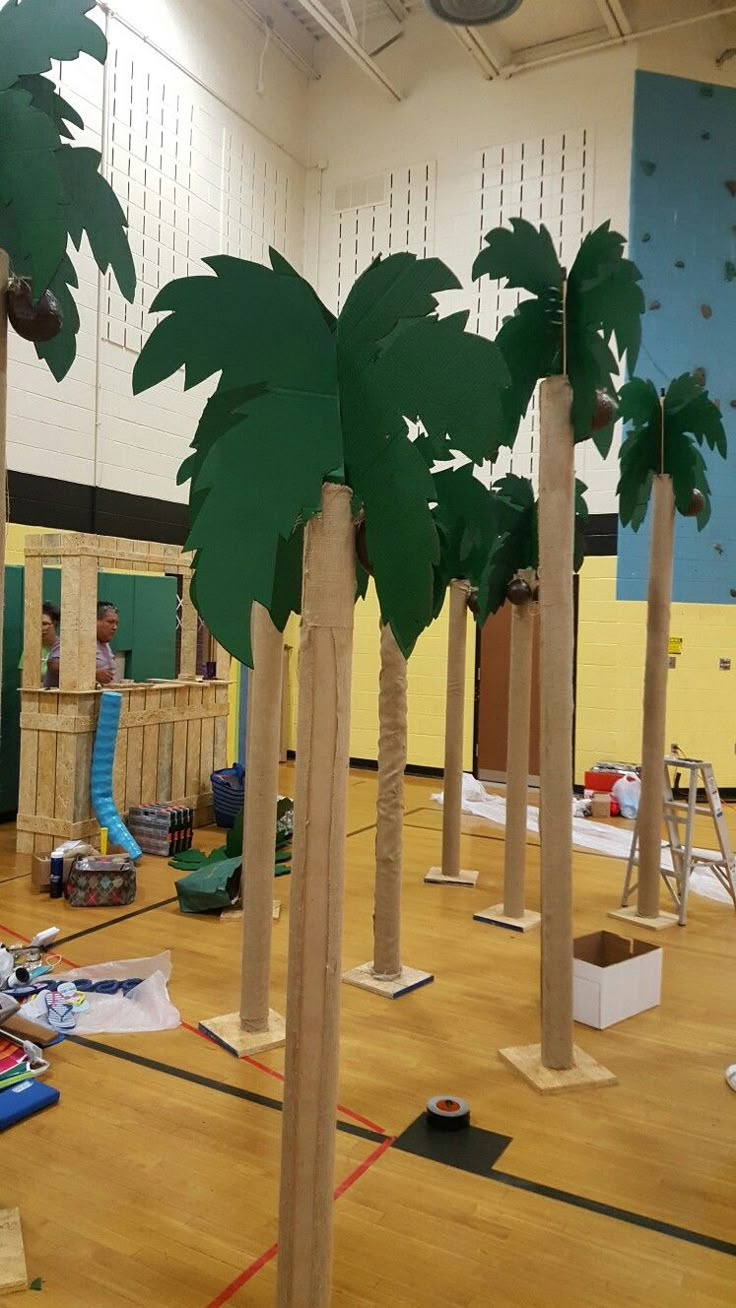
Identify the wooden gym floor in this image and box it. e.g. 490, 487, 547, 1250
1, 765, 735, 1307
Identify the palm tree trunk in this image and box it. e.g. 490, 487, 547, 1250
0, 252, 8, 721
239, 602, 284, 1030
636, 473, 674, 918
538, 375, 574, 1071
276, 482, 354, 1308
503, 599, 535, 919
373, 620, 406, 979
425, 579, 478, 885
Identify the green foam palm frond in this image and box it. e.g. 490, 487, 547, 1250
0, 0, 135, 378
137, 250, 513, 663
617, 374, 726, 531
473, 218, 643, 454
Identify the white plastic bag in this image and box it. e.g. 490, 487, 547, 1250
611, 773, 641, 819
23, 951, 180, 1034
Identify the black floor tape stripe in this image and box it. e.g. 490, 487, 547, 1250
487, 1169, 736, 1258
54, 896, 178, 947
66, 1033, 736, 1256
346, 806, 425, 841
0, 870, 31, 884
67, 1034, 383, 1144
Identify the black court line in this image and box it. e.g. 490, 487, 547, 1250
67, 1033, 736, 1259
343, 805, 427, 842
54, 896, 178, 947
67, 1034, 384, 1144
0, 870, 31, 884
486, 1168, 736, 1259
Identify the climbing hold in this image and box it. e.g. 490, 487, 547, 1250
674, 259, 685, 269
639, 160, 656, 177
700, 304, 713, 319
699, 85, 714, 98
725, 260, 736, 282
648, 299, 661, 311
701, 131, 711, 140
725, 180, 736, 197
641, 232, 651, 243
729, 399, 736, 409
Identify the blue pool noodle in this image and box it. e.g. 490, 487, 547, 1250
90, 691, 142, 860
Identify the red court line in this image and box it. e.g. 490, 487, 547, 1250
1, 929, 387, 1137
204, 1135, 395, 1308
188, 1020, 387, 1137
205, 1242, 278, 1308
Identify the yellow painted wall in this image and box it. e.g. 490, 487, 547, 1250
5, 523, 48, 566
284, 581, 476, 771
575, 556, 736, 787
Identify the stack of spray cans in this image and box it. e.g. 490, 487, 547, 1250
127, 804, 194, 857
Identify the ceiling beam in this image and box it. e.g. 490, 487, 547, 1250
607, 0, 632, 36
594, 0, 622, 38
293, 0, 402, 100
452, 24, 513, 78
379, 0, 407, 21
233, 0, 319, 78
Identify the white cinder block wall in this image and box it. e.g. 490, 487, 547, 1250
6, 0, 309, 500
306, 13, 637, 517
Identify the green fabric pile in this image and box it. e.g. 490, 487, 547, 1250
172, 797, 293, 915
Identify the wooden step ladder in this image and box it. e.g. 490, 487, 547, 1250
620, 757, 736, 925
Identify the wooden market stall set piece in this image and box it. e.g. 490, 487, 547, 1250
134, 245, 511, 1308
17, 531, 229, 856
472, 218, 642, 1093
609, 376, 726, 930
0, 0, 136, 710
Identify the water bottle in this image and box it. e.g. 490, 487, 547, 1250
49, 854, 64, 900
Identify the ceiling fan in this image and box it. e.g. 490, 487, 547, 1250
425, 0, 523, 26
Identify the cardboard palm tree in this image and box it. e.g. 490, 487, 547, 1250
133, 247, 509, 1307
610, 375, 725, 929
0, 0, 135, 694
344, 451, 511, 996
423, 456, 504, 888
473, 218, 642, 1090
473, 475, 589, 932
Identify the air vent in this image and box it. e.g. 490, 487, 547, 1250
333, 174, 386, 212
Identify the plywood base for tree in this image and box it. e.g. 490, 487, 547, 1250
0, 1208, 27, 1295
499, 1043, 617, 1093
198, 1009, 286, 1056
474, 904, 540, 932
342, 962, 434, 999
608, 905, 679, 932
424, 866, 479, 887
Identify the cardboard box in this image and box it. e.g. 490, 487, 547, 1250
30, 843, 97, 894
573, 931, 662, 1029
590, 792, 611, 818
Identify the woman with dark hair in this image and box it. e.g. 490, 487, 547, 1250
45, 601, 119, 688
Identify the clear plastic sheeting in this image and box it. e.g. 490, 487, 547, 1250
23, 951, 180, 1034
433, 774, 733, 904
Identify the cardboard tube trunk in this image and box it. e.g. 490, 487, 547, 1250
503, 600, 535, 919
537, 376, 575, 1069
373, 620, 406, 979
636, 473, 675, 918
425, 579, 478, 886
239, 604, 285, 1027
276, 483, 355, 1308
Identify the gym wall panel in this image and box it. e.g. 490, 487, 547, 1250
575, 556, 736, 787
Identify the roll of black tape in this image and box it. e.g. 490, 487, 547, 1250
425, 1095, 470, 1131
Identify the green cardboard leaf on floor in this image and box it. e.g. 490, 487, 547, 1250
136, 249, 513, 663
0, 0, 135, 378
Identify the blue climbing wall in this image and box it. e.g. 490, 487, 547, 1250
618, 70, 736, 604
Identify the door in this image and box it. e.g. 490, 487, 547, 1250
474, 600, 540, 784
